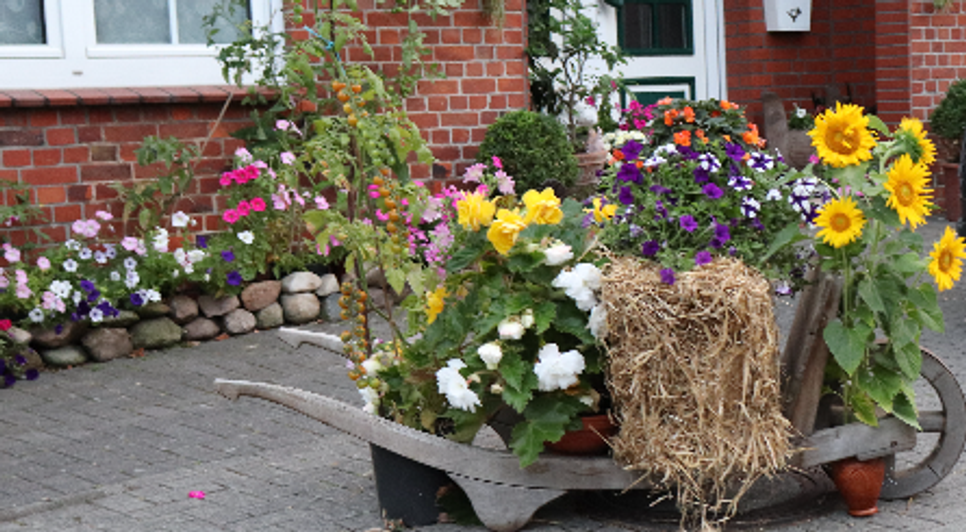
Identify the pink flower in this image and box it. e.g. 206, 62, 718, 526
585, 96, 596, 106
280, 151, 296, 165
235, 147, 253, 163
272, 195, 288, 210
121, 236, 140, 252
95, 210, 113, 220
188, 491, 206, 500
3, 246, 21, 263
236, 201, 251, 217
36, 256, 51, 270
250, 197, 267, 212
293, 193, 305, 207
492, 156, 503, 169
222, 209, 240, 224
220, 172, 233, 186
375, 209, 390, 222
368, 184, 381, 199
15, 283, 32, 299
314, 196, 329, 210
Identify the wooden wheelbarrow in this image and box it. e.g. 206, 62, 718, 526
214, 274, 966, 531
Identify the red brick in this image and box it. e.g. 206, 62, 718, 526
92, 184, 117, 200
462, 78, 496, 94
486, 62, 504, 76
70, 89, 112, 106
498, 78, 525, 92
159, 122, 211, 138
442, 29, 461, 44
113, 107, 143, 123
54, 205, 82, 223
417, 80, 460, 95
46, 128, 76, 146
445, 63, 464, 77
463, 28, 483, 44
432, 129, 451, 144
68, 185, 92, 202
131, 87, 173, 104
33, 149, 61, 166
405, 97, 427, 112
409, 113, 440, 129
59, 108, 88, 125
465, 63, 484, 77
39, 90, 80, 106
435, 46, 475, 61
4, 90, 46, 107
29, 109, 60, 128
0, 170, 15, 183
0, 130, 44, 146
496, 47, 521, 60
80, 164, 132, 182
36, 187, 66, 205
104, 124, 158, 143
469, 95, 488, 110
105, 88, 142, 105
162, 87, 203, 103
450, 96, 468, 110
77, 126, 103, 143
171, 106, 194, 121
441, 112, 479, 127
452, 129, 470, 144
22, 166, 77, 185
91, 145, 117, 162
2, 149, 31, 167
428, 96, 448, 112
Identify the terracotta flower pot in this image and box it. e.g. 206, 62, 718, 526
545, 413, 617, 456
830, 456, 885, 517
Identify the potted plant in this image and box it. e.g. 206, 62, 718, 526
929, 79, 966, 221
806, 102, 964, 515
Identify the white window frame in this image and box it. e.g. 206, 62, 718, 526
0, 0, 283, 90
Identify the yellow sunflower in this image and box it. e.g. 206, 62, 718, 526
814, 196, 866, 248
808, 102, 878, 168
929, 226, 966, 291
884, 154, 934, 230
894, 117, 936, 166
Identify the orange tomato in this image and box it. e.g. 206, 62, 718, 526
337, 92, 350, 102
351, 84, 362, 93
332, 81, 347, 92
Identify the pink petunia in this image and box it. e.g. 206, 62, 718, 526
314, 196, 329, 210
280, 152, 296, 165
220, 172, 233, 186
15, 283, 32, 299
492, 156, 503, 169
236, 201, 251, 217
250, 197, 267, 212
222, 209, 240, 224
36, 256, 51, 271
121, 236, 140, 252
95, 210, 114, 221
3, 246, 21, 264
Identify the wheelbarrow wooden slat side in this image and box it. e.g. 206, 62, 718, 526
794, 416, 917, 469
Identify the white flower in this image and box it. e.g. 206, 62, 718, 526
237, 231, 255, 245
104, 244, 117, 259
152, 229, 169, 252
72, 291, 83, 305
361, 358, 384, 375
533, 343, 585, 392
498, 317, 525, 340
94, 251, 108, 264
110, 271, 121, 282
490, 383, 504, 394
145, 289, 162, 302
552, 263, 602, 311
174, 248, 188, 265
543, 242, 574, 266
78, 247, 93, 260
65, 239, 80, 251
89, 308, 104, 323
436, 359, 481, 413
588, 305, 608, 340
125, 271, 140, 289
796, 107, 808, 118
172, 211, 191, 228
183, 263, 194, 274
358, 387, 380, 415
63, 259, 78, 273
477, 342, 503, 370
520, 309, 535, 329
124, 257, 138, 271
29, 308, 45, 322
49, 280, 72, 299
187, 250, 206, 263
766, 188, 782, 201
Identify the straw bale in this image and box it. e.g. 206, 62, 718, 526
602, 256, 792, 530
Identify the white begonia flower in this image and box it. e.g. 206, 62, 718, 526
520, 309, 535, 329
552, 263, 602, 311
361, 358, 384, 375
579, 395, 595, 407
543, 241, 574, 266
358, 386, 380, 415
171, 211, 190, 228
477, 342, 503, 370
29, 308, 45, 322
498, 317, 526, 340
436, 359, 482, 413
588, 304, 608, 340
238, 231, 255, 245
533, 343, 586, 392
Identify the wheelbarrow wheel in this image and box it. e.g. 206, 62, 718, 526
880, 347, 966, 500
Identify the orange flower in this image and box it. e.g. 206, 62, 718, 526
743, 124, 760, 146
711, 111, 722, 118
674, 130, 692, 147
635, 160, 644, 168
664, 109, 679, 126
612, 149, 625, 161
723, 134, 731, 142
695, 129, 707, 141
658, 97, 674, 105
721, 100, 738, 110
683, 106, 695, 123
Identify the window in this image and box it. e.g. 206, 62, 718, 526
618, 0, 692, 56
0, 0, 281, 90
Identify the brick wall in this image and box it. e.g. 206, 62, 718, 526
909, 0, 966, 123
0, 1, 529, 250
724, 0, 877, 127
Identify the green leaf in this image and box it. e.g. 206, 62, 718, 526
509, 395, 585, 467
760, 221, 808, 265
386, 268, 406, 295
532, 301, 557, 335
856, 365, 901, 413
893, 341, 922, 381
857, 278, 885, 315
446, 233, 486, 273
892, 252, 925, 276
908, 283, 945, 333
892, 388, 921, 429
849, 391, 879, 426
867, 114, 891, 136
823, 319, 871, 375
138, 209, 153, 231
406, 269, 426, 298
553, 300, 594, 343
507, 251, 544, 273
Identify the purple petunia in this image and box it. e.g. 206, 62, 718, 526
679, 215, 698, 232
618, 186, 635, 205
641, 240, 660, 257
226, 271, 243, 286
676, 145, 698, 160
728, 174, 752, 191
97, 300, 118, 317
80, 279, 95, 293
695, 250, 712, 266
693, 167, 711, 183
650, 184, 672, 195
25, 368, 38, 381
15, 355, 25, 365
660, 268, 676, 285
221, 250, 235, 262
87, 289, 100, 303
55, 324, 64, 334
617, 163, 643, 184
621, 140, 644, 160
654, 200, 668, 220
703, 183, 724, 200
130, 293, 144, 307
725, 142, 745, 162
197, 235, 208, 249
714, 223, 731, 242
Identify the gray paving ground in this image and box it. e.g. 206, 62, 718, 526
2, 218, 966, 532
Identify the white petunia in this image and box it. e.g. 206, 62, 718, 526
498, 317, 525, 340
125, 271, 140, 289
78, 247, 93, 260
477, 342, 503, 370
237, 231, 255, 245
49, 280, 72, 299
174, 248, 188, 265
124, 257, 138, 270
533, 343, 585, 392
187, 249, 206, 263
29, 308, 45, 322
145, 289, 162, 302
63, 259, 78, 273
358, 387, 380, 415
588, 305, 608, 340
766, 188, 782, 201
94, 251, 108, 264
171, 211, 191, 228
88, 308, 104, 323
543, 242, 574, 266
72, 291, 83, 305
152, 228, 169, 252
436, 359, 481, 413
110, 271, 121, 282
65, 239, 80, 251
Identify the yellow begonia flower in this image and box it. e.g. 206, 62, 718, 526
487, 209, 528, 255
522, 188, 563, 225
929, 226, 966, 291
814, 196, 866, 248
456, 190, 496, 231
586, 197, 617, 223
884, 154, 933, 230
425, 286, 448, 324
808, 102, 877, 168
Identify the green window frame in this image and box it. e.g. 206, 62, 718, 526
617, 0, 693, 56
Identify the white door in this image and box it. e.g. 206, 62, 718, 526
595, 0, 726, 105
